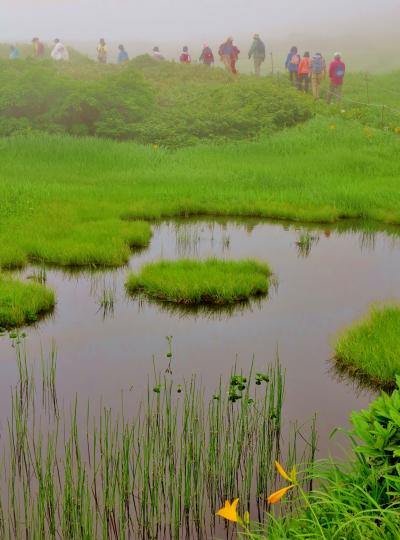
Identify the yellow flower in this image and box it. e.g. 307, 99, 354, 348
394, 127, 400, 135
243, 511, 250, 525
216, 498, 239, 523
152, 144, 158, 151
275, 461, 292, 482
330, 124, 336, 130
267, 484, 295, 504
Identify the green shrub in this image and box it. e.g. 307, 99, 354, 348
0, 56, 312, 145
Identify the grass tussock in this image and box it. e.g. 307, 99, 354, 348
0, 275, 55, 328
126, 259, 272, 305
334, 304, 400, 388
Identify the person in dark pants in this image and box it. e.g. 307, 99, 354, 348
297, 51, 311, 92
285, 46, 300, 85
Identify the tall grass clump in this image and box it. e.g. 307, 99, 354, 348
0, 275, 55, 327
126, 259, 272, 305
0, 344, 316, 539
334, 304, 400, 388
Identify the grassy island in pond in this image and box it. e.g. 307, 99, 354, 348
126, 259, 272, 305
334, 305, 400, 388
0, 276, 55, 328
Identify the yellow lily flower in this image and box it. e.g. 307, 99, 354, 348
267, 484, 295, 504
216, 498, 239, 523
274, 461, 292, 482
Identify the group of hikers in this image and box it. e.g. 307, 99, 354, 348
8, 35, 346, 102
285, 46, 346, 102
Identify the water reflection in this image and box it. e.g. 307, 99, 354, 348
1, 217, 400, 462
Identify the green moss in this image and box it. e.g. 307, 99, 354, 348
0, 275, 55, 328
334, 304, 400, 387
126, 259, 272, 305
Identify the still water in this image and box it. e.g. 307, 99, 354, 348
1, 219, 400, 457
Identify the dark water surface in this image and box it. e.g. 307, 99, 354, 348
2, 219, 400, 457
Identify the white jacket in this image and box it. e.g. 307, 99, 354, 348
51, 42, 70, 61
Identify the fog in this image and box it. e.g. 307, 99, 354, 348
1, 0, 399, 43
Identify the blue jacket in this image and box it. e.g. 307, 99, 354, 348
117, 50, 129, 64
285, 52, 300, 72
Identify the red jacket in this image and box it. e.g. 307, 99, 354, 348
329, 59, 346, 85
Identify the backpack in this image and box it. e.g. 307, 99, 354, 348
255, 40, 265, 55
204, 49, 213, 62
335, 64, 345, 78
311, 55, 323, 74
290, 53, 299, 65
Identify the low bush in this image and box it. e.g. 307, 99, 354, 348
126, 259, 272, 305
0, 56, 313, 145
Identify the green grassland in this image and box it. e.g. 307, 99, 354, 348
1, 115, 399, 268
0, 275, 55, 328
126, 259, 271, 304
334, 305, 400, 387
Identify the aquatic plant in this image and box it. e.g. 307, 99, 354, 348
0, 345, 316, 539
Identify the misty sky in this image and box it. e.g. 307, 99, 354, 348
1, 0, 398, 42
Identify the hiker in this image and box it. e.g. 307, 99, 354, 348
297, 51, 311, 92
199, 43, 214, 66
9, 45, 20, 60
117, 44, 129, 64
32, 37, 45, 58
180, 46, 191, 64
152, 46, 164, 60
248, 33, 265, 76
218, 37, 235, 73
285, 46, 300, 84
327, 52, 346, 103
231, 43, 240, 75
50, 39, 69, 61
310, 52, 326, 99
97, 38, 107, 64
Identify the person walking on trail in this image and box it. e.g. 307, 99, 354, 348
9, 45, 20, 60
51, 39, 69, 61
117, 44, 129, 64
32, 37, 45, 58
97, 38, 108, 64
285, 46, 300, 84
297, 51, 311, 92
248, 33, 265, 76
310, 52, 326, 99
152, 46, 164, 60
180, 46, 191, 64
231, 43, 240, 75
199, 43, 214, 66
218, 37, 235, 73
327, 52, 346, 103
